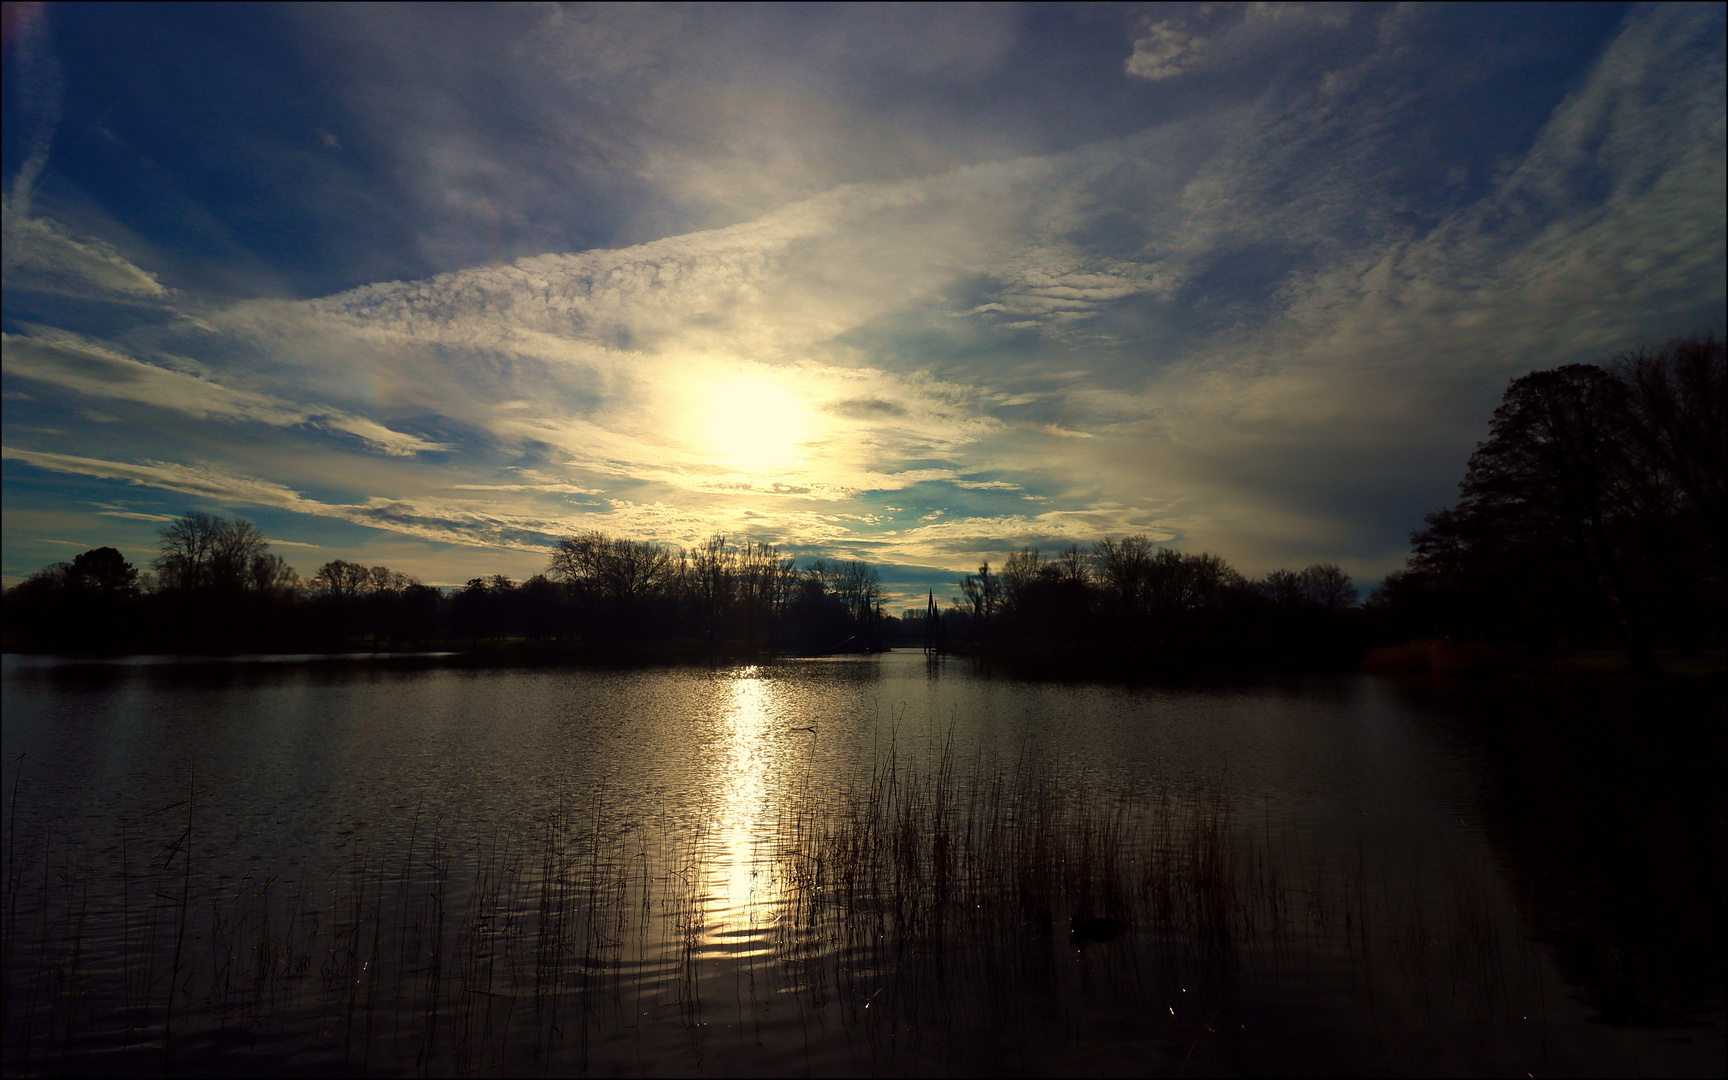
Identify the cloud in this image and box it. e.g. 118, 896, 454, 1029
1031, 423, 1093, 439
3, 445, 558, 551
3, 439, 1115, 577
824, 397, 908, 419
0, 13, 170, 303
2, 3, 1721, 592
2, 328, 449, 456
95, 509, 179, 522
447, 482, 604, 495
1126, 5, 1354, 83
198, 185, 1044, 495
884, 509, 1178, 562
2, 444, 907, 558
0, 212, 168, 297
1125, 22, 1206, 82
3, 447, 317, 512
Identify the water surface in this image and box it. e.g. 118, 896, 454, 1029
2, 652, 1722, 1075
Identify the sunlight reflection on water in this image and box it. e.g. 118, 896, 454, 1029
1, 654, 1720, 1077
702, 666, 777, 955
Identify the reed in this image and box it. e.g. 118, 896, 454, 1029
2, 736, 1563, 1076
773, 737, 1251, 954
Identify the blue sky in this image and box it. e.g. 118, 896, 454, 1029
3, 2, 1723, 604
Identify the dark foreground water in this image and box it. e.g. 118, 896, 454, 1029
2, 651, 1723, 1076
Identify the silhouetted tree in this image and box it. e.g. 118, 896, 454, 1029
548, 531, 681, 639
520, 574, 564, 640
1259, 563, 1353, 612
1384, 333, 1725, 669
1616, 334, 1727, 563
248, 554, 301, 598
788, 557, 881, 652
154, 511, 223, 592
1612, 334, 1727, 648
997, 547, 1095, 642
452, 575, 521, 641
155, 512, 271, 594
957, 561, 1000, 639
735, 540, 796, 647
1464, 364, 1662, 675
312, 560, 370, 601
2, 548, 146, 651
691, 534, 737, 642
399, 583, 445, 644
1093, 536, 1157, 639
308, 559, 424, 644
145, 512, 298, 647
67, 547, 139, 597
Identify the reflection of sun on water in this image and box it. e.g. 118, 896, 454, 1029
702, 377, 811, 473
705, 668, 778, 952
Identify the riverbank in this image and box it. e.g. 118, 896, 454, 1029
7, 632, 1724, 684
1361, 638, 1727, 681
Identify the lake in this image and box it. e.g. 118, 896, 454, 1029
2, 651, 1722, 1076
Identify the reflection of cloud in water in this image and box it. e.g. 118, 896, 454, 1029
703, 668, 777, 954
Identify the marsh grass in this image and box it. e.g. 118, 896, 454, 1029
2, 739, 1574, 1076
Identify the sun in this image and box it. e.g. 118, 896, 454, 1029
701, 376, 812, 473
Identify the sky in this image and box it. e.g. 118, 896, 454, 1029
2, 2, 1723, 604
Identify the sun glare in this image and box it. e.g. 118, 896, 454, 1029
701, 376, 811, 473
704, 669, 776, 952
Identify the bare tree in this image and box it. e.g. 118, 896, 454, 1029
248, 553, 302, 598
734, 539, 793, 645
548, 530, 681, 636
1056, 544, 1091, 587
312, 559, 371, 600
208, 517, 268, 590
155, 511, 272, 592
1614, 333, 1726, 569
833, 560, 881, 625
691, 534, 737, 639
549, 531, 678, 599
154, 511, 224, 591
1093, 535, 1156, 628
957, 560, 1000, 633
366, 565, 415, 594
1298, 564, 1355, 612
1000, 548, 1046, 615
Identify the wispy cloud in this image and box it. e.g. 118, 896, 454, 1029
3, 328, 449, 456
1, 213, 167, 297
2, 3, 1722, 590
95, 509, 179, 522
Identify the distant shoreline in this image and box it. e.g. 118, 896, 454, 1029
6, 638, 1720, 683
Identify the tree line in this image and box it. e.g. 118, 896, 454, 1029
945, 334, 1723, 676
5, 334, 1719, 673
927, 541, 1362, 668
1, 522, 885, 656
1, 509, 1359, 664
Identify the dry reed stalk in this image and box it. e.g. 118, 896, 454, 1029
1, 735, 1563, 1077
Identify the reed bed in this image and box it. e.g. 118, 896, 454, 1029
2, 741, 1569, 1076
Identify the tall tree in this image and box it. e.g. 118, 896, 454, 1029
1396, 336, 1726, 674
1614, 334, 1727, 584
1458, 364, 1661, 676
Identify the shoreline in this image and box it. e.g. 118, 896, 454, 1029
4, 638, 1723, 684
